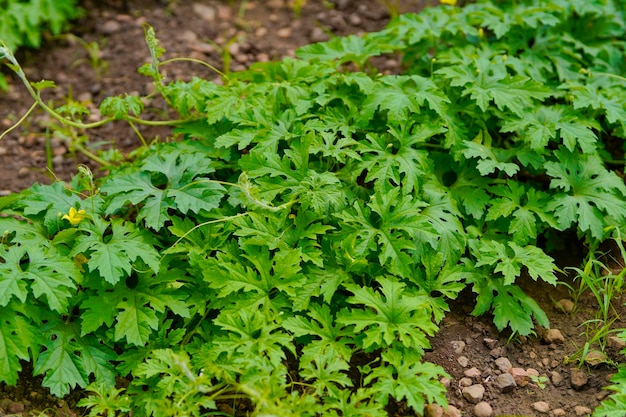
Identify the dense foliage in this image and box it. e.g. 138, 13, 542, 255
0, 0, 625, 415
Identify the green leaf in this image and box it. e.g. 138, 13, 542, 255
34, 321, 90, 397
71, 218, 160, 285
365, 348, 448, 411
0, 307, 39, 385
99, 95, 144, 120
545, 148, 626, 239
338, 276, 438, 352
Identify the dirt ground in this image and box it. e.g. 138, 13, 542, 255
0, 1, 624, 416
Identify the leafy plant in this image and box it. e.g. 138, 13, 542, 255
0, 0, 625, 415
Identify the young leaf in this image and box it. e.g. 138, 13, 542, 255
338, 276, 438, 352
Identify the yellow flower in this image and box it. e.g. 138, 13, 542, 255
440, 0, 457, 5
62, 207, 87, 225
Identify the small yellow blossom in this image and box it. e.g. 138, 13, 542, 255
62, 207, 87, 226
440, 0, 457, 5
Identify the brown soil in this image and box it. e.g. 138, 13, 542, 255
0, 1, 624, 417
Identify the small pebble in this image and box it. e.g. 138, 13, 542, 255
556, 298, 574, 313
462, 384, 485, 404
192, 3, 216, 22
495, 373, 517, 393
509, 368, 529, 387
608, 336, 626, 350
473, 401, 493, 417
464, 367, 482, 379
543, 329, 565, 344
277, 27, 293, 38
459, 377, 473, 387
532, 401, 550, 414
457, 356, 469, 367
570, 369, 589, 390
424, 404, 444, 417
553, 409, 566, 417
574, 405, 592, 416
99, 20, 121, 35
483, 338, 498, 349
451, 340, 466, 354
495, 357, 512, 373
445, 405, 462, 417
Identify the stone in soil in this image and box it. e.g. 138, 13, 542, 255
509, 367, 530, 387
495, 357, 512, 373
550, 371, 564, 386
553, 409, 566, 417
424, 403, 444, 417
464, 367, 482, 379
473, 401, 493, 417
556, 298, 574, 313
570, 369, 589, 390
451, 340, 466, 354
532, 401, 551, 414
543, 328, 565, 344
495, 372, 517, 393
462, 384, 485, 404
575, 405, 593, 415
457, 356, 469, 367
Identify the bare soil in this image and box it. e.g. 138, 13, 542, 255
0, 1, 624, 416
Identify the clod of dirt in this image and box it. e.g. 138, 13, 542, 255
556, 298, 575, 313
570, 369, 589, 390
550, 371, 564, 386
543, 328, 566, 344
462, 384, 485, 404
574, 405, 593, 415
532, 401, 551, 413
473, 401, 493, 417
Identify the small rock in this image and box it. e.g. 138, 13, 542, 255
608, 336, 626, 350
424, 404, 444, 417
553, 408, 566, 417
474, 401, 493, 417
462, 384, 485, 404
99, 20, 121, 35
216, 5, 232, 20
526, 368, 539, 377
550, 371, 563, 386
495, 373, 517, 393
457, 356, 469, 367
489, 347, 504, 358
464, 367, 482, 379
192, 3, 216, 22
8, 402, 25, 413
584, 350, 608, 367
451, 340, 466, 354
277, 27, 293, 38
597, 390, 611, 401
570, 369, 588, 390
495, 357, 512, 373
532, 401, 550, 414
0, 146, 8, 155
483, 338, 498, 349
459, 377, 473, 387
574, 405, 592, 416
543, 329, 565, 344
444, 405, 462, 417
556, 299, 575, 313
310, 27, 329, 43
509, 368, 530, 387
440, 377, 451, 389
529, 351, 537, 359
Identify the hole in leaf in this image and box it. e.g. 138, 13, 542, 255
126, 274, 139, 290
442, 170, 458, 187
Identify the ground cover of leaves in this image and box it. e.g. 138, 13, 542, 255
0, 1, 624, 416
